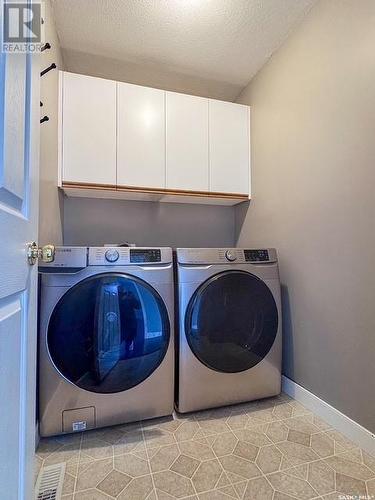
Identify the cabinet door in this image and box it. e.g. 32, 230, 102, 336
62, 72, 116, 185
117, 83, 165, 188
209, 100, 250, 195
166, 92, 209, 191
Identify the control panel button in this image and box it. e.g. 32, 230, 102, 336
105, 249, 119, 263
225, 249, 237, 262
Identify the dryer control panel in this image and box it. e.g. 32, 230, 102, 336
177, 248, 277, 265
88, 247, 172, 265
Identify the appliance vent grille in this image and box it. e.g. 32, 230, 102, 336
35, 463, 66, 500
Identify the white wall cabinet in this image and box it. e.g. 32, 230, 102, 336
59, 71, 250, 205
61, 72, 117, 185
117, 82, 165, 188
209, 100, 250, 195
166, 92, 209, 192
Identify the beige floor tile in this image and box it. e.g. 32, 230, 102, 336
266, 471, 319, 499
256, 444, 283, 474
367, 477, 375, 496
114, 452, 150, 477
170, 454, 200, 478
144, 429, 176, 449
75, 458, 113, 492
198, 490, 233, 500
215, 472, 230, 488
217, 484, 237, 498
174, 421, 201, 442
243, 476, 274, 500
80, 439, 112, 460
153, 470, 195, 498
62, 472, 76, 496
211, 432, 237, 457
310, 432, 334, 458
118, 475, 154, 500
272, 403, 294, 420
287, 429, 311, 447
273, 492, 299, 500
36, 396, 372, 500
335, 472, 367, 496
149, 444, 180, 473
74, 489, 112, 499
112, 431, 145, 456
324, 455, 374, 481
97, 469, 132, 497
324, 430, 356, 453
192, 459, 223, 493
232, 440, 259, 461
233, 480, 247, 497
226, 413, 250, 430
283, 463, 308, 480
307, 460, 335, 495
233, 428, 272, 447
266, 421, 289, 443
219, 454, 262, 480
363, 451, 375, 472
179, 440, 215, 461
283, 416, 320, 435
277, 440, 320, 466
43, 443, 81, 466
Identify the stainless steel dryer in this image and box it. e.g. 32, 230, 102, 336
176, 248, 281, 413
39, 246, 174, 436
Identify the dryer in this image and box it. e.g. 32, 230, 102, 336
39, 246, 174, 436
176, 247, 281, 413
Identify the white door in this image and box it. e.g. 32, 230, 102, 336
61, 72, 117, 185
117, 82, 165, 189
0, 18, 40, 500
166, 91, 209, 192
209, 100, 250, 195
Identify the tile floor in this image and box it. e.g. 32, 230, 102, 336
35, 393, 375, 500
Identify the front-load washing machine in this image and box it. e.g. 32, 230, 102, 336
39, 246, 174, 436
176, 247, 281, 413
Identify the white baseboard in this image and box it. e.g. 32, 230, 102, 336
282, 375, 375, 457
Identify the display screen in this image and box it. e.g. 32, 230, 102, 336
244, 249, 269, 262
130, 249, 161, 263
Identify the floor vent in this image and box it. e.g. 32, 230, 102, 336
35, 463, 66, 500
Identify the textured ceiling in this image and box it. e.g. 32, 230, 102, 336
51, 0, 317, 100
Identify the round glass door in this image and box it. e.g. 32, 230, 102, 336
185, 271, 278, 373
47, 273, 170, 393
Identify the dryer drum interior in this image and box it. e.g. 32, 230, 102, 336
185, 270, 278, 373
47, 273, 170, 394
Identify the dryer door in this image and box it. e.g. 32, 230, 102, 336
185, 270, 278, 373
47, 273, 170, 393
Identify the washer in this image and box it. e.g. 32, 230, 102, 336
176, 247, 281, 413
39, 246, 174, 437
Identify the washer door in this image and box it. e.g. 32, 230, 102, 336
185, 270, 278, 373
47, 273, 170, 393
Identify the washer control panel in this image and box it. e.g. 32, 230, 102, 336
88, 247, 170, 265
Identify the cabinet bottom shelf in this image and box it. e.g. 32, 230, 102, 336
60, 182, 250, 206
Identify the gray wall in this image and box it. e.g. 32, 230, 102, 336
39, 0, 64, 246
236, 0, 375, 432
64, 197, 235, 248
